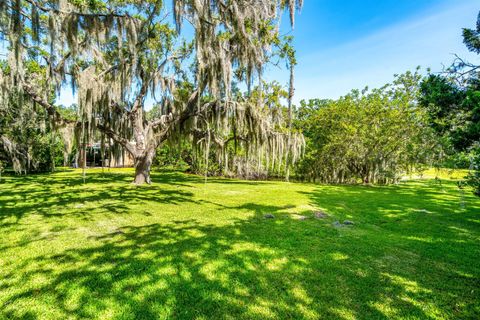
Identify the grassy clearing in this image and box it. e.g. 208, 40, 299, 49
0, 168, 479, 319
404, 168, 471, 180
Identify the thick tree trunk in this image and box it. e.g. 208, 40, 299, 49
133, 149, 155, 185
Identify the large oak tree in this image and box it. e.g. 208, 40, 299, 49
0, 0, 304, 184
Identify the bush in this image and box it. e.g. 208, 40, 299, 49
467, 147, 480, 196
153, 142, 193, 172
442, 151, 476, 169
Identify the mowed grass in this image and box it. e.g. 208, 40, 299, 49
0, 168, 479, 320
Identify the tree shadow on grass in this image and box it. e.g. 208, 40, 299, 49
1, 173, 479, 319
0, 170, 271, 225
302, 179, 480, 319
0, 172, 198, 224
153, 170, 278, 186
1, 215, 444, 320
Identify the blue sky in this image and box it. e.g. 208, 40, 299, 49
56, 0, 479, 107
264, 0, 479, 104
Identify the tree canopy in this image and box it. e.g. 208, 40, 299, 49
295, 70, 438, 184
0, 0, 304, 184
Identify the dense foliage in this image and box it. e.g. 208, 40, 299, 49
418, 74, 479, 159
460, 11, 480, 196
418, 11, 480, 195
0, 87, 67, 173
467, 148, 480, 196
0, 101, 65, 173
295, 71, 437, 184
0, 58, 76, 173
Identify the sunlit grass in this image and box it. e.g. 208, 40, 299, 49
406, 167, 471, 180
0, 168, 479, 319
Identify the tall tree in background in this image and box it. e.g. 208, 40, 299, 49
419, 11, 480, 161
419, 74, 471, 153
419, 10, 480, 195
460, 11, 480, 195
420, 11, 480, 195
0, 0, 304, 184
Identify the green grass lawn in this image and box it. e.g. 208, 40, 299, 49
0, 169, 479, 319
